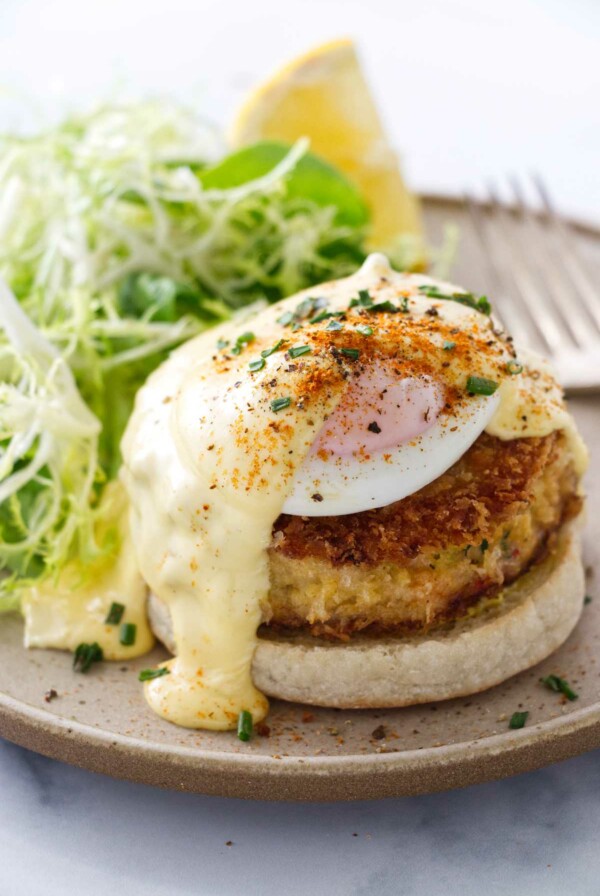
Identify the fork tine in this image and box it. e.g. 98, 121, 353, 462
532, 173, 600, 333
483, 183, 567, 355
463, 193, 531, 340
508, 175, 596, 349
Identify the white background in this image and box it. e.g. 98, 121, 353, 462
1, 0, 599, 221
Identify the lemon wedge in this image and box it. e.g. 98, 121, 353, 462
229, 38, 425, 263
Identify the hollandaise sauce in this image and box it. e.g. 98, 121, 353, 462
25, 255, 588, 730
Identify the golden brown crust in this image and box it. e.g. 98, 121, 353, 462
273, 432, 566, 564
148, 522, 586, 709
264, 432, 581, 638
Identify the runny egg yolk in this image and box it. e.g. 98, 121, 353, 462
311, 362, 445, 458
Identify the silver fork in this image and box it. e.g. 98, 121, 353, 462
464, 177, 600, 391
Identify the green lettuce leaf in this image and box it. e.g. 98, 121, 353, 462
199, 140, 369, 228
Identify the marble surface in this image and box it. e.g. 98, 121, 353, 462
2, 739, 600, 896
1, 0, 599, 893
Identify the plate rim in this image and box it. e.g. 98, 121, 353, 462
2, 677, 600, 800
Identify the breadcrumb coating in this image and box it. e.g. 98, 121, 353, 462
262, 432, 581, 638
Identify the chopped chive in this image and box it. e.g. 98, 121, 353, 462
294, 301, 312, 319
288, 345, 312, 359
291, 322, 303, 332
310, 310, 333, 324
480, 538, 489, 553
119, 622, 137, 647
442, 340, 456, 351
400, 295, 410, 313
261, 339, 284, 358
454, 292, 491, 315
368, 300, 398, 314
236, 331, 255, 346
356, 324, 373, 336
540, 674, 578, 701
73, 642, 104, 673
506, 360, 523, 375
237, 709, 253, 742
418, 284, 449, 299
104, 601, 125, 625
326, 319, 344, 331
139, 667, 170, 682
310, 310, 345, 324
454, 291, 476, 305
231, 331, 255, 355
349, 290, 373, 309
541, 675, 561, 693
418, 285, 492, 315
270, 396, 291, 413
340, 348, 360, 360
509, 711, 529, 729
476, 295, 492, 315
295, 297, 319, 318
466, 375, 499, 396
216, 338, 229, 350
277, 311, 294, 327
248, 358, 265, 372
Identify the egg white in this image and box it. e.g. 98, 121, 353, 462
282, 392, 501, 517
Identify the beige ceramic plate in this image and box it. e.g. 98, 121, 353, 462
0, 197, 598, 802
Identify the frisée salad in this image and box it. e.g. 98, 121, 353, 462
0, 98, 421, 610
